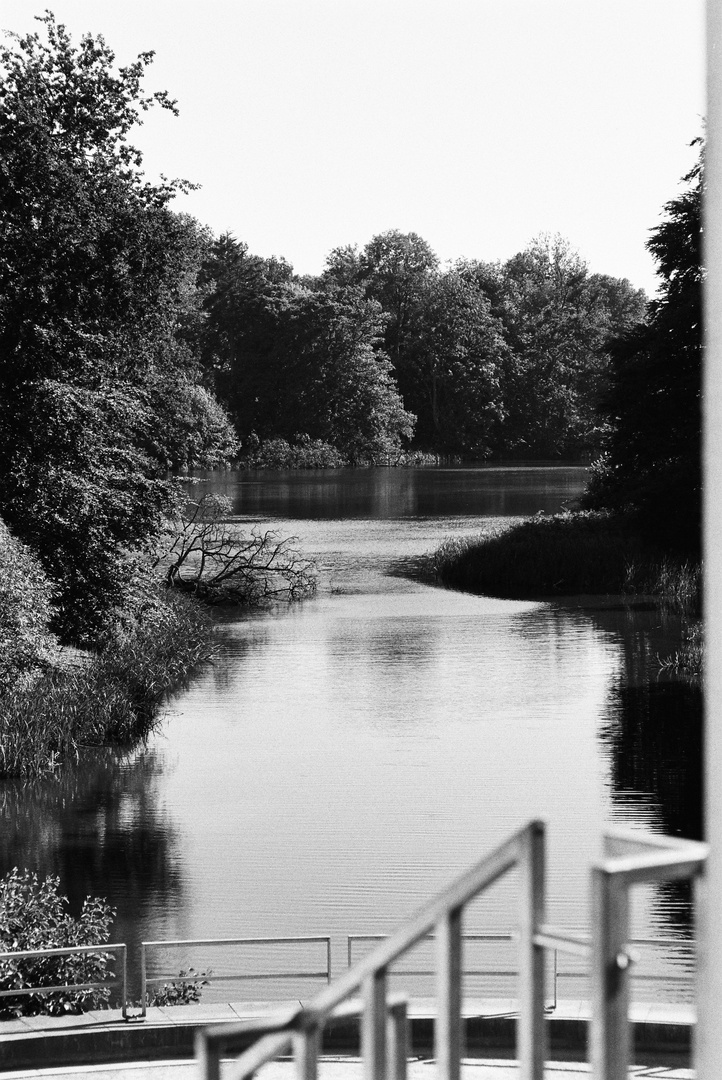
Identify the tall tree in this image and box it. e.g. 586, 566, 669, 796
0, 14, 235, 640
583, 143, 702, 553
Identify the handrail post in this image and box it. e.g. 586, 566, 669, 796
195, 1029, 221, 1080
327, 937, 332, 983
294, 1024, 320, 1080
436, 907, 463, 1080
387, 998, 408, 1080
363, 968, 388, 1080
517, 819, 545, 1080
140, 941, 147, 1019
121, 945, 128, 1020
591, 866, 630, 1080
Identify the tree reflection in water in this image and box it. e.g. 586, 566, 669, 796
0, 745, 185, 992
599, 643, 702, 936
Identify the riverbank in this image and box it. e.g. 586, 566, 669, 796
433, 511, 700, 604
0, 590, 216, 780
433, 510, 702, 674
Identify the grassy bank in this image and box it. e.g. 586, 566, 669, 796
433, 511, 700, 607
0, 590, 216, 779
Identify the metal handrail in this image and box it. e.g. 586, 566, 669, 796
347, 931, 696, 1011
196, 821, 708, 1080
140, 935, 331, 1018
196, 819, 546, 1080
0, 942, 128, 1019
591, 828, 708, 1080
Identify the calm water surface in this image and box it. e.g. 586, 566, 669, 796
0, 466, 700, 1002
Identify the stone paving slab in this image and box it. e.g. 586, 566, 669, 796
0, 1056, 696, 1080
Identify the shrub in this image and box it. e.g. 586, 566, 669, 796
0, 869, 114, 1018
0, 520, 57, 688
241, 436, 347, 469
147, 968, 210, 1006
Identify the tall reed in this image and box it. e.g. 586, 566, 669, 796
0, 591, 215, 779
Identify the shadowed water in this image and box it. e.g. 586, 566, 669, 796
0, 466, 700, 1003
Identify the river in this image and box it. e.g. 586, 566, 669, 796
0, 465, 701, 1005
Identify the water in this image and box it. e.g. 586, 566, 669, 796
0, 466, 700, 1004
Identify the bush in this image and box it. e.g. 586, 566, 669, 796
433, 511, 701, 605
0, 520, 57, 688
0, 869, 114, 1018
147, 968, 210, 1006
240, 436, 347, 469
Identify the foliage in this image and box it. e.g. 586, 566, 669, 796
323, 230, 644, 459
0, 586, 216, 779
0, 15, 235, 642
459, 235, 647, 458
200, 238, 415, 460
0, 869, 114, 1017
659, 619, 703, 677
158, 495, 317, 604
582, 142, 702, 554
0, 520, 58, 688
146, 968, 210, 1007
241, 436, 347, 469
433, 512, 701, 603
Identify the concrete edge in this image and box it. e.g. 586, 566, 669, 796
0, 1000, 693, 1073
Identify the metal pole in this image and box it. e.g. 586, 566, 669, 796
590, 868, 630, 1080
436, 908, 463, 1080
517, 820, 546, 1080
700, 3, 722, 1077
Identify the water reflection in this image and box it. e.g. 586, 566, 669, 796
0, 746, 186, 984
194, 465, 587, 520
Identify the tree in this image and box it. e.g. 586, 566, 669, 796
158, 494, 317, 603
0, 14, 236, 640
402, 271, 507, 455
583, 143, 702, 554
201, 239, 416, 460
460, 237, 647, 457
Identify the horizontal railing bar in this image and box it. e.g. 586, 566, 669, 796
603, 828, 709, 858
0, 981, 116, 997
143, 936, 330, 949
0, 944, 124, 961
534, 927, 591, 957
308, 823, 530, 1020
146, 972, 328, 984
555, 971, 693, 983
348, 934, 514, 943
598, 853, 707, 884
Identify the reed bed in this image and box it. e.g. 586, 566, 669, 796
0, 591, 215, 779
433, 512, 701, 608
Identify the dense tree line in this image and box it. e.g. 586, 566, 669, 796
196, 228, 646, 463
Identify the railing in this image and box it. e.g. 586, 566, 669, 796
195, 820, 708, 1080
347, 932, 696, 1009
139, 935, 332, 1018
0, 943, 128, 1019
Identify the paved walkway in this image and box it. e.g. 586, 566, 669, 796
0, 1056, 696, 1079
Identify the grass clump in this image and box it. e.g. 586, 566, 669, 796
433, 511, 700, 606
0, 588, 215, 779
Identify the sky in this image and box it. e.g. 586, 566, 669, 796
1, 0, 706, 296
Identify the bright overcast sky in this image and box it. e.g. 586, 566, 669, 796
2, 1, 706, 295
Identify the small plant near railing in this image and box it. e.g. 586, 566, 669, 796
146, 967, 211, 1006
0, 869, 115, 1018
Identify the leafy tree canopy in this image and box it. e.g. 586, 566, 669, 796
0, 13, 236, 641
583, 141, 702, 554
